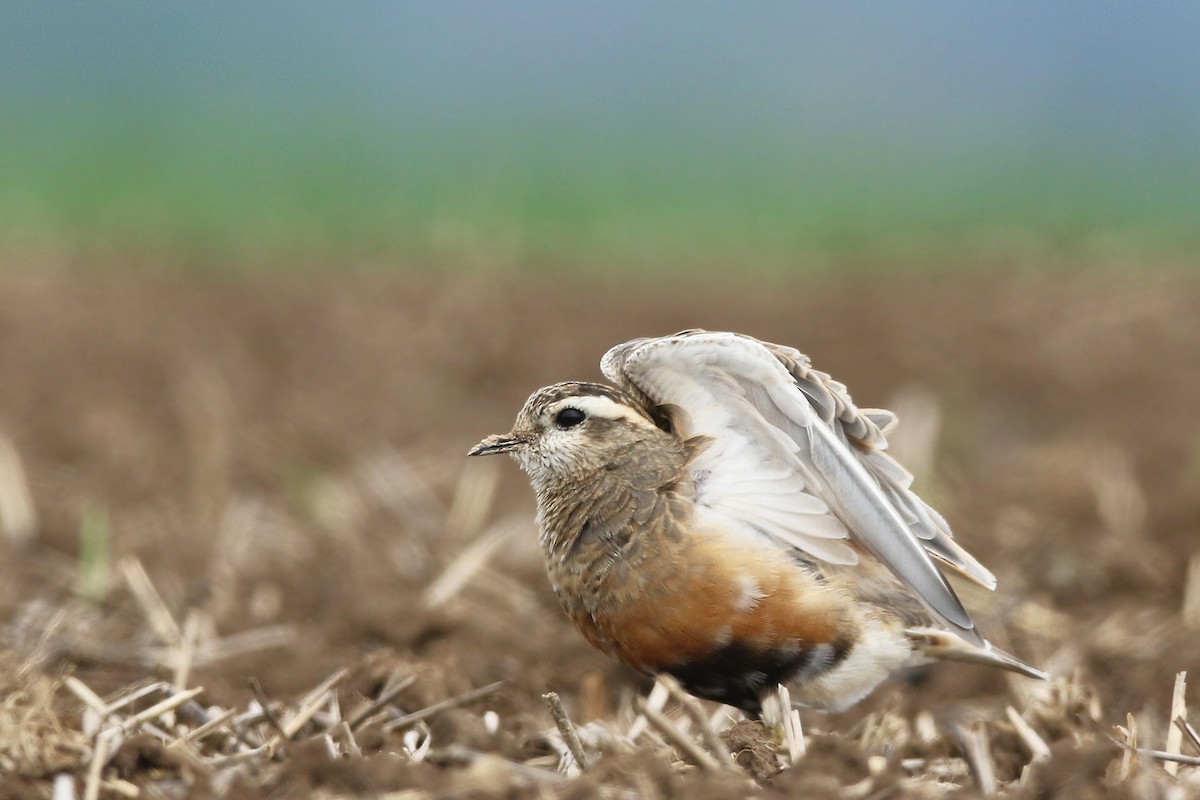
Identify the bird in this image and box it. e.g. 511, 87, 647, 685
468, 330, 1045, 714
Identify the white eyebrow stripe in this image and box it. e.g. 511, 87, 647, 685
552, 395, 655, 428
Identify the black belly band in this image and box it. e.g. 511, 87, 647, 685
666, 635, 854, 714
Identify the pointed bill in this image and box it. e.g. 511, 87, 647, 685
468, 433, 524, 457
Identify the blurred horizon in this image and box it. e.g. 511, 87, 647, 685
3, 3, 1199, 268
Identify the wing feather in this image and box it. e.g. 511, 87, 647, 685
602, 330, 992, 643
760, 341, 995, 588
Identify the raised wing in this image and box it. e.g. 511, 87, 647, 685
601, 330, 990, 644
765, 347, 996, 592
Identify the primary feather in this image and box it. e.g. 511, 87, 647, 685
602, 330, 995, 644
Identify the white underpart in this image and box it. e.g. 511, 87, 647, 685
734, 574, 764, 613
789, 624, 915, 711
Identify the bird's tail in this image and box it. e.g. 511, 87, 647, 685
905, 627, 1048, 681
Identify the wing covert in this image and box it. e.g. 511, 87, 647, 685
602, 330, 988, 643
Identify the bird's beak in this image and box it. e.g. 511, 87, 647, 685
468, 433, 524, 457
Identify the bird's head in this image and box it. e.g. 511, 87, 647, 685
468, 381, 674, 488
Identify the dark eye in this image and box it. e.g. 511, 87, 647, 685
555, 407, 586, 429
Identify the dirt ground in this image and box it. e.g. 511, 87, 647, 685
0, 265, 1198, 798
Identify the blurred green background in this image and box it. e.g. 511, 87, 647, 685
2, 2, 1198, 269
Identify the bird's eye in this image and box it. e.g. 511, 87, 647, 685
555, 408, 586, 429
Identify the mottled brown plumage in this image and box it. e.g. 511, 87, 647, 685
470, 332, 1044, 713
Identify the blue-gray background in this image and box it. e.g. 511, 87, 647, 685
3, 2, 1198, 264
